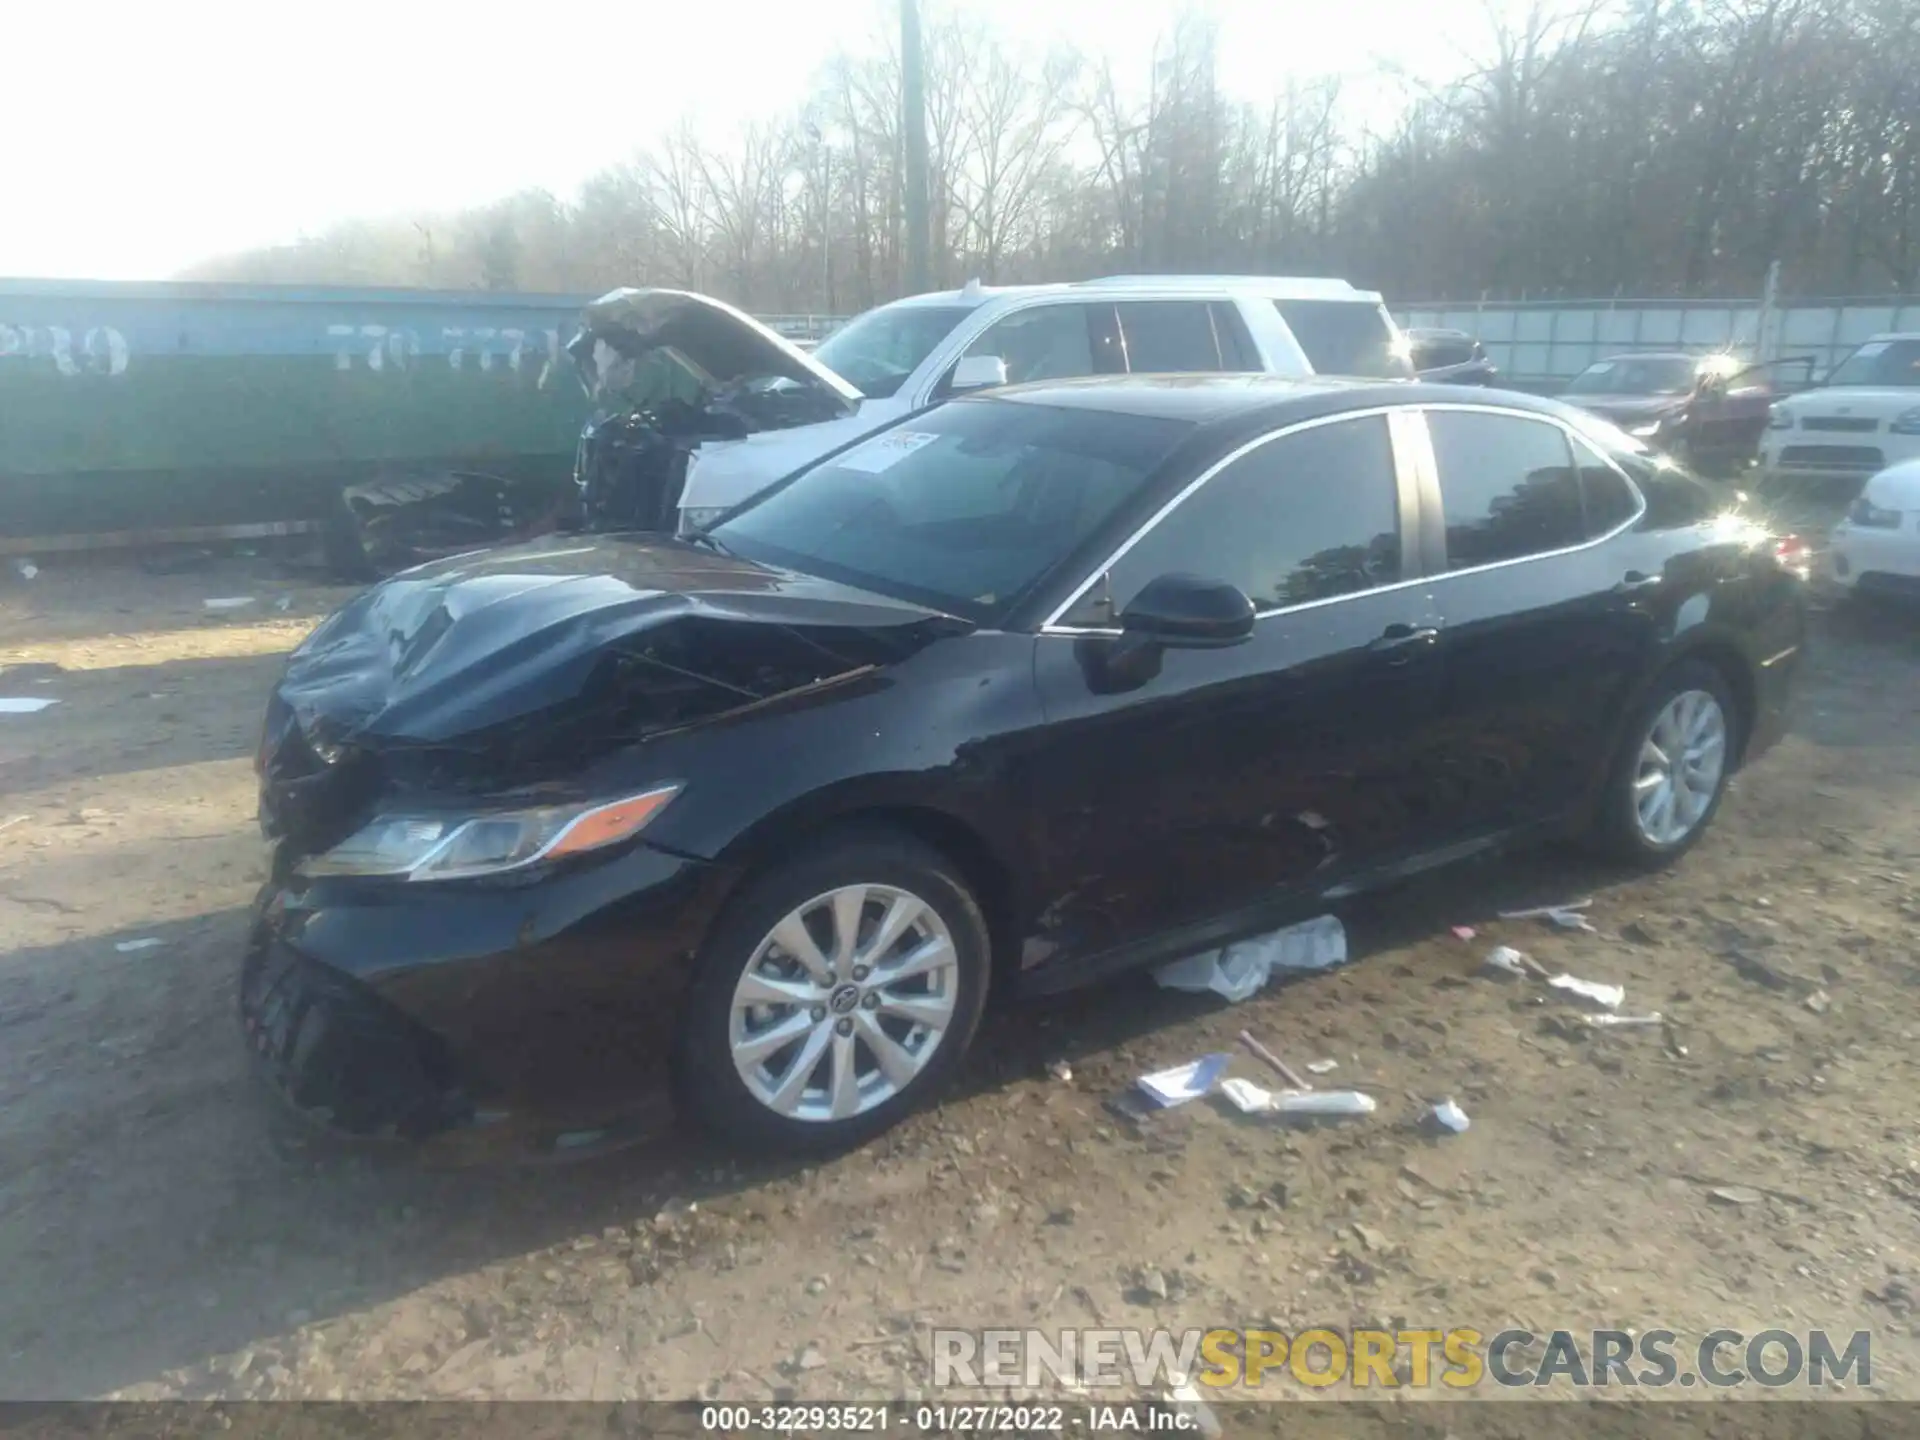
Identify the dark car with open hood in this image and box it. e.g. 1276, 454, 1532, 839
245, 376, 1807, 1160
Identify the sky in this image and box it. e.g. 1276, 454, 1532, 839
4, 0, 1509, 281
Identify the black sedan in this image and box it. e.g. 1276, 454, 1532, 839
245, 376, 1806, 1157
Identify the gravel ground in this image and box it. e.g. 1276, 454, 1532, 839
3, 525, 1918, 1408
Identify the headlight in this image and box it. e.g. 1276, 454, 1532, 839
299, 784, 682, 881
1890, 407, 1920, 436
1768, 405, 1794, 430
1846, 498, 1903, 529
678, 506, 730, 535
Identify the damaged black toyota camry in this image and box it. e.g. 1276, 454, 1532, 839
245, 376, 1805, 1159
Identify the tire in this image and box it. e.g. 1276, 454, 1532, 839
1592, 660, 1741, 866
672, 827, 992, 1154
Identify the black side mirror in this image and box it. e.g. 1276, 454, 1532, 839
1119, 572, 1257, 648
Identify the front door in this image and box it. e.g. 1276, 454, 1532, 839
1018, 411, 1450, 974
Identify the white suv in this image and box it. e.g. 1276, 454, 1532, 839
566, 276, 1409, 534
1759, 333, 1920, 487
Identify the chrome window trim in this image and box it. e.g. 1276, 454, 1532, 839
1037, 400, 1650, 638
1039, 405, 1416, 634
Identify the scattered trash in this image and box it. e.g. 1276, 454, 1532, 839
274, 594, 294, 612
1804, 989, 1831, 1015
14, 559, 37, 581
1154, 913, 1347, 1002
1500, 898, 1597, 932
1708, 1186, 1764, 1207
1220, 1077, 1377, 1118
1164, 1379, 1223, 1440
1450, 925, 1477, 941
1306, 1058, 1339, 1075
1587, 1012, 1664, 1028
113, 938, 166, 953
1482, 945, 1530, 979
1047, 1059, 1074, 1083
0, 698, 59, 714
203, 596, 257, 611
1547, 973, 1626, 1010
1430, 1099, 1471, 1134
1137, 1054, 1231, 1108
1237, 1030, 1311, 1089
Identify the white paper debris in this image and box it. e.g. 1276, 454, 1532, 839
1482, 945, 1530, 979
1306, 1058, 1339, 1075
1548, 973, 1626, 1010
1154, 913, 1347, 1002
203, 596, 257, 611
1137, 1054, 1231, 1107
0, 698, 59, 714
1432, 1099, 1471, 1133
1218, 1077, 1376, 1117
114, 938, 166, 953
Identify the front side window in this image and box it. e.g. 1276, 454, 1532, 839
811, 302, 979, 399
1062, 415, 1402, 625
1116, 301, 1224, 371
1273, 299, 1412, 379
1826, 339, 1920, 389
1428, 410, 1585, 568
960, 303, 1125, 386
712, 399, 1192, 622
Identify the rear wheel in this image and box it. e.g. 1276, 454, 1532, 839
1593, 661, 1739, 865
674, 829, 991, 1152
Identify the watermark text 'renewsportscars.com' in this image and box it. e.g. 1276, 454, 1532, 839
932, 1327, 1872, 1390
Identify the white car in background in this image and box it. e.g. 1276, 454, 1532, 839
1828, 457, 1920, 603
664, 275, 1411, 531
1760, 333, 1920, 488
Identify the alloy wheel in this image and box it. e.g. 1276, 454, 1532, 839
728, 883, 958, 1122
1632, 688, 1728, 847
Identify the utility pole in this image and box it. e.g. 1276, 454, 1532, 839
901, 0, 931, 294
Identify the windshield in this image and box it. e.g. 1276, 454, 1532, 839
1826, 339, 1920, 389
811, 302, 980, 399
711, 399, 1193, 622
1565, 356, 1698, 395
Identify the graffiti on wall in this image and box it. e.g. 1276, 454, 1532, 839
326, 325, 572, 385
0, 324, 131, 376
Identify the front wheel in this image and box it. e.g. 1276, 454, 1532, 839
1593, 661, 1740, 866
673, 829, 991, 1153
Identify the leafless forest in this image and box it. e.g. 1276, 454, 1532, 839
189, 0, 1918, 304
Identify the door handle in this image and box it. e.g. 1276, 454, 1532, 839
1613, 570, 1662, 595
1368, 623, 1439, 663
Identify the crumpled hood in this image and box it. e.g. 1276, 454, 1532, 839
277, 533, 956, 747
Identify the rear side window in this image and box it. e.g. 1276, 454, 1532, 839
1116, 301, 1223, 371
1427, 410, 1585, 568
1274, 300, 1412, 379
1571, 437, 1643, 536
1065, 415, 1401, 622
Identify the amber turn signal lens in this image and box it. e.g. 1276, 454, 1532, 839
546, 786, 682, 859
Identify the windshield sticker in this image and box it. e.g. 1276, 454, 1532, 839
837, 431, 940, 473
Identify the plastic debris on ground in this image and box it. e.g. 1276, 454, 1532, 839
0, 698, 59, 714
1482, 945, 1530, 979
1431, 1099, 1471, 1133
1547, 973, 1626, 1010
1306, 1058, 1339, 1075
203, 596, 257, 611
1137, 1054, 1231, 1107
1451, 925, 1476, 941
1219, 1076, 1377, 1118
1500, 897, 1597, 933
1153, 913, 1347, 1002
1588, 1012, 1663, 1028
1047, 1059, 1073, 1083
113, 938, 166, 953
1805, 989, 1831, 1014
14, 559, 37, 580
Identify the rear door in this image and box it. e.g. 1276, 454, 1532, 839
1021, 409, 1451, 971
1411, 405, 1650, 833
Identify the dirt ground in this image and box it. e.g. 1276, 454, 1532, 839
3, 522, 1919, 1408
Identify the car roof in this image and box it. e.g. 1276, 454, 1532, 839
971, 373, 1570, 427
883, 274, 1384, 308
